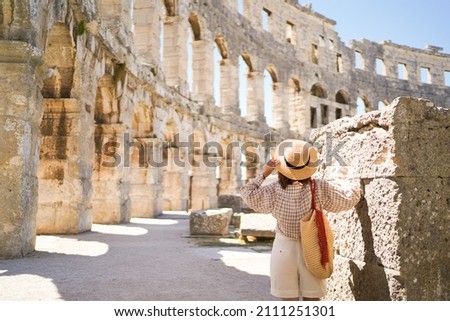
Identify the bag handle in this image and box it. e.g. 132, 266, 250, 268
310, 179, 330, 267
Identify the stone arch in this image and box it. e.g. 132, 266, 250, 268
161, 115, 189, 211
42, 22, 75, 99
310, 83, 327, 98
356, 96, 371, 114
188, 12, 202, 41
215, 34, 228, 59
266, 64, 279, 83
164, 0, 176, 17
94, 74, 120, 124
336, 90, 350, 105
131, 102, 153, 139
241, 52, 253, 72
289, 76, 301, 93
378, 99, 389, 109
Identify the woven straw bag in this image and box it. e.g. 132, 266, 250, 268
300, 180, 334, 279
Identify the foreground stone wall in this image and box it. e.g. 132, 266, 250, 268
311, 97, 449, 300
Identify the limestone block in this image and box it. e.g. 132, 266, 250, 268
324, 256, 405, 301
240, 213, 277, 238
218, 194, 242, 213
312, 97, 450, 300
190, 208, 233, 236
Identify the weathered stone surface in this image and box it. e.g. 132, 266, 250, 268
190, 208, 233, 236
311, 97, 450, 300
218, 194, 243, 213
240, 213, 277, 238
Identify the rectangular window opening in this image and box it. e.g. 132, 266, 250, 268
311, 44, 319, 64
335, 108, 342, 120
398, 63, 408, 80
328, 39, 335, 50
286, 21, 295, 44
262, 8, 271, 31
336, 54, 343, 73
421, 67, 431, 84
355, 51, 363, 70
445, 71, 450, 87
237, 0, 244, 15
321, 105, 329, 125
376, 58, 386, 76
310, 107, 317, 128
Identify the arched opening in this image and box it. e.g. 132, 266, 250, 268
310, 83, 327, 98
163, 0, 176, 16
213, 43, 221, 107
239, 54, 251, 116
42, 23, 75, 99
263, 69, 273, 126
335, 90, 350, 105
378, 99, 389, 110
130, 102, 160, 218
162, 117, 189, 211
356, 96, 371, 115
188, 12, 201, 41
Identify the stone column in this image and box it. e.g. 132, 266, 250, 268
130, 138, 163, 218
37, 99, 92, 234
162, 147, 190, 211
220, 58, 240, 115
311, 97, 450, 301
0, 41, 41, 258
288, 90, 308, 137
189, 154, 218, 210
92, 124, 131, 224
192, 39, 214, 100
162, 16, 188, 91
271, 82, 289, 133
133, 0, 161, 65
246, 71, 265, 123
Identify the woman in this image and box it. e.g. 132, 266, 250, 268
240, 139, 362, 301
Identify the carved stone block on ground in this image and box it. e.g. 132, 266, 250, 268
190, 208, 233, 236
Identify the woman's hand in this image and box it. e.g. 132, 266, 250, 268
262, 159, 280, 178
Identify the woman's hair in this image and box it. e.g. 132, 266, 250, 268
278, 172, 311, 189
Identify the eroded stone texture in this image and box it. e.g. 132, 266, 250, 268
311, 97, 450, 300
190, 208, 233, 236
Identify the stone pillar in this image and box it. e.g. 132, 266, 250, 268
133, 0, 161, 65
272, 82, 289, 133
162, 147, 190, 211
37, 99, 92, 234
311, 97, 450, 301
246, 71, 265, 123
189, 154, 218, 210
130, 138, 163, 218
218, 156, 242, 195
92, 124, 131, 224
162, 16, 188, 91
288, 90, 308, 137
0, 41, 41, 258
220, 58, 240, 115
192, 39, 214, 100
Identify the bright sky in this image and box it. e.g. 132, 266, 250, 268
300, 0, 450, 53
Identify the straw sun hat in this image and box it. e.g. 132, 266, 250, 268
274, 139, 319, 180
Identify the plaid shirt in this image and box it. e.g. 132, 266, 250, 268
240, 175, 362, 239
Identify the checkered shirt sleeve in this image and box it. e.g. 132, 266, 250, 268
240, 176, 362, 239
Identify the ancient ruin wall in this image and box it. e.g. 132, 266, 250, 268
311, 97, 449, 300
0, 0, 449, 259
